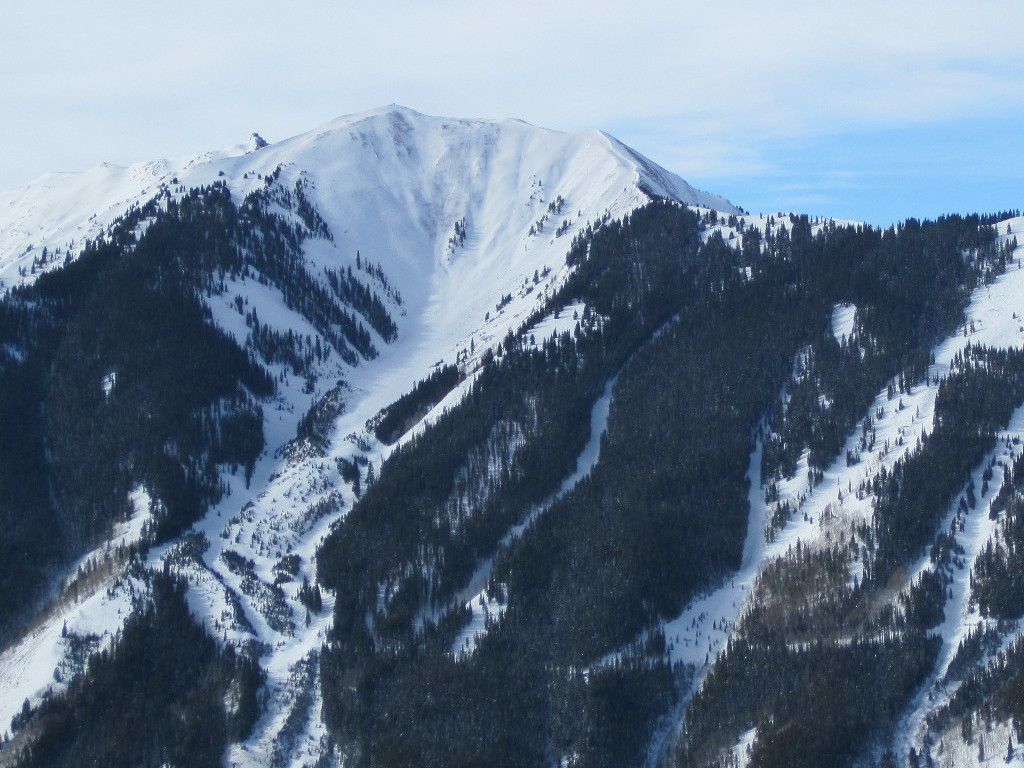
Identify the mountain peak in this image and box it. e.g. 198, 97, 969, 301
0, 107, 741, 293
247, 132, 269, 152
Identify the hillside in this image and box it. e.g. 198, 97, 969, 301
0, 108, 1022, 768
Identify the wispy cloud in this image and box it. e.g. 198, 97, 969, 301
2, 0, 1023, 223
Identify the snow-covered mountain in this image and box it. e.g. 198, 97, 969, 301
1, 107, 1022, 768
0, 104, 735, 296
0, 106, 742, 767
0, 105, 739, 440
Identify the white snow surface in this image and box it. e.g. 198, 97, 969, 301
832, 302, 858, 342
0, 104, 737, 290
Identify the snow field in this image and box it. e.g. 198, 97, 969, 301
832, 302, 858, 342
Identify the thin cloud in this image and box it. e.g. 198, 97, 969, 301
2, 0, 1023, 202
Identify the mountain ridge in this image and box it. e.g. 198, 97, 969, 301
0, 105, 739, 287
0, 110, 1021, 768
0, 109, 744, 768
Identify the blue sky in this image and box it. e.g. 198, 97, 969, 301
3, 0, 1022, 227
670, 116, 1024, 228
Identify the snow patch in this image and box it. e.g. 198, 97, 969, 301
831, 302, 857, 342
101, 370, 116, 399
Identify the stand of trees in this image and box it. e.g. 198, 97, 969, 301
4, 175, 1018, 767
9, 572, 262, 768
0, 174, 396, 645
0, 187, 273, 641
972, 447, 1024, 620
318, 203, 1015, 768
369, 363, 464, 444
762, 215, 1003, 486
870, 346, 1024, 583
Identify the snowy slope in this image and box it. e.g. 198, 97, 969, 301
0, 105, 741, 425
0, 105, 737, 285
3, 107, 1021, 768
644, 217, 1024, 768
0, 106, 742, 763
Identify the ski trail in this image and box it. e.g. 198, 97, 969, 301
893, 405, 1024, 763
644, 431, 771, 768
451, 375, 617, 657
645, 354, 943, 766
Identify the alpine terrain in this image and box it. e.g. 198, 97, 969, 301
0, 105, 1022, 768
